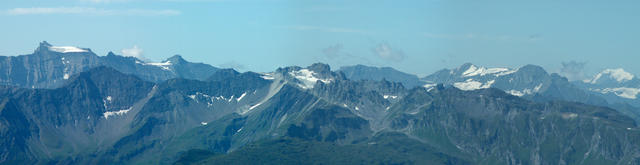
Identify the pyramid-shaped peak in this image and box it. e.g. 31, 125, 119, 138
167, 55, 185, 62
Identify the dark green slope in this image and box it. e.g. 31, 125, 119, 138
179, 133, 470, 165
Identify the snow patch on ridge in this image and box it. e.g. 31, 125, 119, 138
249, 103, 262, 110
236, 92, 247, 102
49, 46, 89, 53
260, 73, 275, 80
453, 79, 494, 91
383, 95, 398, 99
462, 65, 515, 77
188, 94, 196, 100
187, 92, 244, 105
289, 69, 332, 89
423, 83, 437, 91
506, 83, 543, 97
143, 61, 172, 71
591, 87, 640, 99
103, 107, 132, 119
60, 57, 70, 64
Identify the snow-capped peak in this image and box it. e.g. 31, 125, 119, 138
289, 69, 332, 89
584, 68, 634, 84
453, 79, 495, 91
49, 46, 89, 53
461, 64, 515, 77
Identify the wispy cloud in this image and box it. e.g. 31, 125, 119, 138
121, 45, 151, 61
322, 44, 344, 59
422, 32, 542, 42
6, 7, 181, 16
316, 43, 377, 67
559, 61, 588, 81
372, 42, 405, 62
281, 25, 367, 34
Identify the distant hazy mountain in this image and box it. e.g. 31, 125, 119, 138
0, 41, 218, 88
574, 68, 640, 106
422, 63, 608, 106
338, 64, 423, 88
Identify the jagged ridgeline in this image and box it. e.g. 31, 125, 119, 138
1, 42, 640, 164
0, 41, 219, 89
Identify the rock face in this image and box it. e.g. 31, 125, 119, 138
2, 62, 640, 164
0, 66, 156, 163
0, 41, 218, 88
386, 87, 640, 164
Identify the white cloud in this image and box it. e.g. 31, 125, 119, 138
316, 43, 376, 67
121, 45, 150, 61
322, 44, 344, 59
372, 42, 405, 62
7, 7, 181, 16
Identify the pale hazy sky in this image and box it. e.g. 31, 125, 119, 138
1, 0, 639, 79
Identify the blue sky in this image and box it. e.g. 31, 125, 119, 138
1, 0, 639, 79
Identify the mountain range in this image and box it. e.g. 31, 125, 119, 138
1, 42, 640, 164
0, 41, 218, 89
